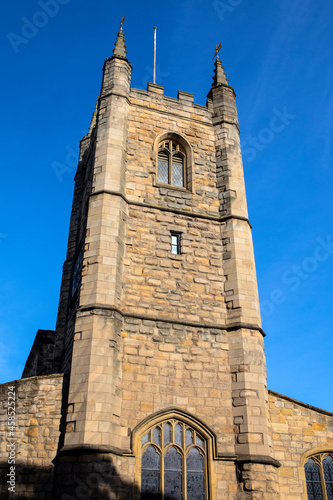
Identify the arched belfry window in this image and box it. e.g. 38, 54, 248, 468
134, 410, 214, 500
303, 452, 333, 500
157, 139, 186, 188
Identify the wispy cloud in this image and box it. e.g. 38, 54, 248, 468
246, 0, 320, 128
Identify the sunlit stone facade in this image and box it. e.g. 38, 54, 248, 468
0, 24, 332, 500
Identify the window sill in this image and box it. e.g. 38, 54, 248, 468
169, 253, 183, 260
154, 182, 189, 192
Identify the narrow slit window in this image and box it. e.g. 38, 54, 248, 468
171, 233, 181, 255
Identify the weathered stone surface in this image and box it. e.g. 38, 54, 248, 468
269, 391, 333, 500
0, 374, 63, 499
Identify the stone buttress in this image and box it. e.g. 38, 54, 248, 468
208, 57, 280, 497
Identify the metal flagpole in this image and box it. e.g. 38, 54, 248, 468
153, 26, 157, 84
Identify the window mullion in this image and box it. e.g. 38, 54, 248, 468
161, 425, 164, 499
320, 456, 328, 500
183, 450, 187, 500
182, 423, 187, 500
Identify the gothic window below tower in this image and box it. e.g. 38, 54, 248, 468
134, 411, 214, 500
140, 419, 206, 499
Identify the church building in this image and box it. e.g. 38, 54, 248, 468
1, 22, 332, 500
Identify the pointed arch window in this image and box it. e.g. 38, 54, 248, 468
139, 418, 209, 499
304, 453, 333, 500
157, 139, 186, 188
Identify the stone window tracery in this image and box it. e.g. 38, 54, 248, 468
134, 411, 214, 500
140, 419, 206, 499
304, 453, 333, 500
157, 139, 186, 188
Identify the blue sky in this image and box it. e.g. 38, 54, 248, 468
1, 0, 332, 411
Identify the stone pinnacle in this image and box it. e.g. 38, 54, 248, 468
212, 58, 229, 87
112, 16, 127, 59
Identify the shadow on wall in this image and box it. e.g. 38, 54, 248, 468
0, 461, 54, 499
0, 456, 177, 500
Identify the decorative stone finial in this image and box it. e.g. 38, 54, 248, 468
112, 16, 127, 59
212, 58, 229, 87
211, 42, 229, 86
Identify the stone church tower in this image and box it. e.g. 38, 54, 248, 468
51, 23, 280, 498
1, 21, 333, 500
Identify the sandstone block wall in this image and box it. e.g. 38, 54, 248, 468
269, 390, 333, 500
0, 374, 63, 499
123, 206, 227, 323
127, 88, 219, 217
119, 316, 234, 455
